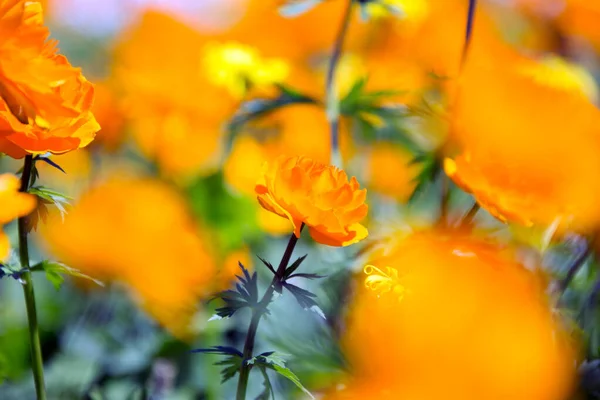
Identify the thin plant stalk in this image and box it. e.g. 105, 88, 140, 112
19, 154, 47, 400
325, 0, 354, 167
236, 226, 303, 400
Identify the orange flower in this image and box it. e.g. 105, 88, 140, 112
90, 82, 126, 152
365, 143, 418, 200
42, 178, 217, 338
0, 0, 99, 157
255, 155, 368, 246
0, 174, 36, 260
445, 53, 600, 232
224, 105, 354, 196
557, 0, 600, 51
115, 11, 234, 178
329, 230, 576, 400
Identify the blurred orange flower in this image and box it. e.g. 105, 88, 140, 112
115, 11, 234, 178
329, 230, 576, 400
91, 82, 126, 152
42, 178, 217, 338
365, 143, 418, 200
256, 155, 368, 246
557, 0, 600, 51
0, 174, 36, 260
445, 54, 600, 233
0, 0, 99, 158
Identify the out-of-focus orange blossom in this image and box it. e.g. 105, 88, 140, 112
223, 0, 366, 63
0, 0, 99, 158
328, 229, 577, 400
90, 81, 126, 152
557, 0, 600, 51
445, 53, 600, 233
364, 143, 417, 201
256, 155, 368, 246
42, 178, 218, 338
115, 11, 234, 178
0, 174, 36, 260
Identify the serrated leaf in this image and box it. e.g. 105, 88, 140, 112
284, 254, 308, 278
258, 255, 276, 275
283, 283, 318, 309
30, 260, 103, 290
213, 262, 259, 318
279, 0, 322, 17
35, 155, 66, 174
286, 273, 326, 280
190, 346, 243, 357
254, 352, 314, 399
191, 347, 243, 383
255, 365, 275, 400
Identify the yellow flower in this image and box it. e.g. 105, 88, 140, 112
0, 0, 99, 157
255, 155, 368, 246
203, 41, 290, 99
329, 229, 577, 400
0, 174, 36, 260
42, 178, 218, 338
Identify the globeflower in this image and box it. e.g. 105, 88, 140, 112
445, 53, 600, 233
42, 178, 218, 338
0, 0, 99, 157
255, 155, 368, 246
330, 229, 577, 400
0, 174, 36, 260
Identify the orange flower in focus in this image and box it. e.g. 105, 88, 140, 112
255, 155, 368, 246
115, 11, 234, 178
42, 178, 217, 338
0, 1, 99, 158
0, 174, 35, 260
329, 230, 576, 400
445, 54, 600, 232
365, 143, 418, 200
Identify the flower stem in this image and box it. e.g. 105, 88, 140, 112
325, 0, 354, 167
459, 202, 480, 228
19, 155, 47, 400
236, 226, 303, 400
459, 0, 478, 72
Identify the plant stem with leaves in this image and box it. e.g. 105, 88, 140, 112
236, 228, 302, 400
325, 0, 354, 167
19, 154, 47, 400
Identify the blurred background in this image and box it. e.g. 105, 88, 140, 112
1, 0, 600, 398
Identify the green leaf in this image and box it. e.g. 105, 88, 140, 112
31, 260, 103, 290
283, 254, 308, 278
28, 186, 72, 231
254, 352, 314, 399
256, 366, 275, 400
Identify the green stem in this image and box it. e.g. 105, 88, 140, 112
459, 202, 480, 228
236, 227, 302, 400
19, 154, 47, 400
325, 0, 354, 167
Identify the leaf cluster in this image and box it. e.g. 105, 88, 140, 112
213, 262, 260, 318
